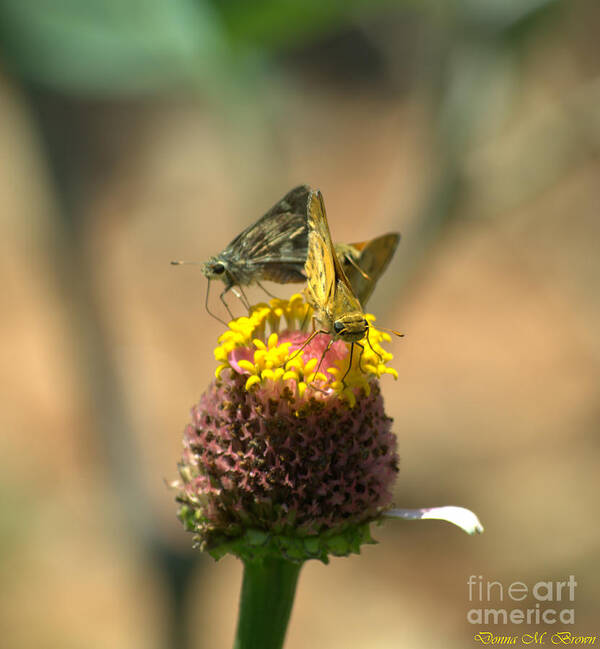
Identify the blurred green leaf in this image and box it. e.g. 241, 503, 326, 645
0, 0, 228, 95
210, 0, 393, 51
457, 0, 560, 31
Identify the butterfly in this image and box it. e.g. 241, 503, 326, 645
335, 233, 400, 306
173, 185, 311, 322
302, 189, 370, 382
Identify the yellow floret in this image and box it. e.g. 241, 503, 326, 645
215, 363, 228, 379
303, 358, 318, 374
236, 360, 256, 373
245, 375, 262, 390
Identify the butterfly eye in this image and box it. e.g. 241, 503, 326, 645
333, 322, 345, 335
212, 262, 226, 275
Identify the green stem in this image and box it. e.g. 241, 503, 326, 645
233, 557, 303, 649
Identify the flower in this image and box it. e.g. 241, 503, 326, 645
175, 294, 399, 562
174, 294, 483, 563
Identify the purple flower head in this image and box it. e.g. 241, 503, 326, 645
175, 294, 400, 561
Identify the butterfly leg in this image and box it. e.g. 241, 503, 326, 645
313, 338, 333, 379
365, 329, 383, 362
340, 341, 366, 387
285, 329, 326, 365
233, 284, 252, 311
340, 342, 355, 387
219, 287, 236, 321
356, 341, 366, 373
303, 337, 333, 395
255, 281, 278, 300
204, 280, 230, 326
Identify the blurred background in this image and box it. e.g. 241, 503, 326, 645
1, 1, 599, 647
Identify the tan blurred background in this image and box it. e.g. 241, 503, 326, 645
1, 1, 599, 648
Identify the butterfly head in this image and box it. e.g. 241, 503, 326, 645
333, 314, 368, 343
202, 257, 229, 281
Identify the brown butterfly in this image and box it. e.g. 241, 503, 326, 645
302, 189, 370, 382
335, 233, 400, 307
172, 185, 311, 322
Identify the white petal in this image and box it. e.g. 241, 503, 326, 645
384, 506, 484, 535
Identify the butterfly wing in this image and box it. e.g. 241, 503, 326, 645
305, 191, 366, 343
219, 185, 311, 284
260, 184, 313, 223
227, 185, 310, 261
339, 233, 400, 306
305, 190, 336, 321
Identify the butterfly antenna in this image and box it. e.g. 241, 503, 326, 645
170, 260, 202, 265
378, 327, 405, 338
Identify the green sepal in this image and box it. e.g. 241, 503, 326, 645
205, 522, 377, 563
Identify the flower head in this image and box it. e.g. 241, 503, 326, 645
175, 294, 399, 561
214, 294, 398, 407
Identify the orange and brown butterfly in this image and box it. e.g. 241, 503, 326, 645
335, 233, 400, 307
303, 189, 369, 352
